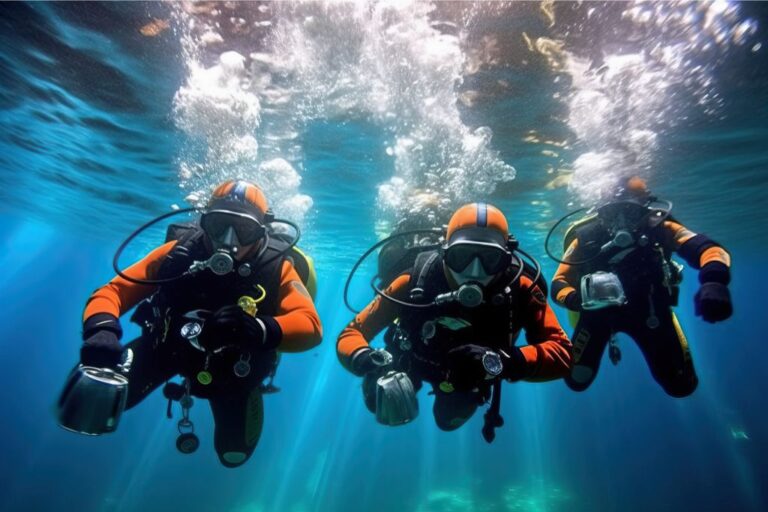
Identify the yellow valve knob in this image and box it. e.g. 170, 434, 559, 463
238, 296, 258, 317
238, 286, 266, 317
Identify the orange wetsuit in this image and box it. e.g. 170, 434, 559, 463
339, 274, 571, 379
338, 266, 571, 432
83, 241, 322, 352
551, 218, 731, 396
552, 220, 730, 307
81, 238, 322, 467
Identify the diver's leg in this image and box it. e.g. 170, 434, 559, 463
123, 335, 178, 409
565, 312, 612, 391
432, 388, 480, 431
209, 387, 264, 468
631, 307, 698, 397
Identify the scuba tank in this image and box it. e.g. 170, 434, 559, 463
56, 350, 133, 435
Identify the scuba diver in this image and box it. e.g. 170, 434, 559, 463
338, 203, 572, 442
548, 176, 733, 396
58, 180, 322, 468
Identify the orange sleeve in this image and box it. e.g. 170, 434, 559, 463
662, 220, 731, 268
661, 220, 696, 248
551, 238, 580, 306
518, 276, 573, 381
273, 260, 323, 352
83, 241, 176, 321
336, 274, 410, 372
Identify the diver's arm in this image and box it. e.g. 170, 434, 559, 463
663, 219, 733, 322
270, 260, 323, 353
82, 241, 176, 330
516, 277, 573, 381
336, 274, 410, 373
550, 239, 582, 311
663, 220, 731, 276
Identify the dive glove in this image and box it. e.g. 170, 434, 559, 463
695, 262, 733, 323
202, 304, 281, 351
445, 344, 527, 391
695, 282, 732, 323
81, 313, 123, 369
564, 291, 583, 312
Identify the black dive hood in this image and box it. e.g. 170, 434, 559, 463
343, 228, 542, 313
544, 198, 673, 266
112, 207, 300, 286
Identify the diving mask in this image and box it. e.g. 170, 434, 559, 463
200, 210, 266, 246
444, 242, 511, 275
445, 242, 511, 287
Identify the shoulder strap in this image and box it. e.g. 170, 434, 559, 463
408, 250, 442, 302
564, 214, 599, 252
157, 224, 206, 280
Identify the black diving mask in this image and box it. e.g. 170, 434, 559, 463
200, 210, 266, 246
596, 201, 652, 232
444, 242, 511, 275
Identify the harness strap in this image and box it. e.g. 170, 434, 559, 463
409, 251, 440, 301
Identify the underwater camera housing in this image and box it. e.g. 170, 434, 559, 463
580, 271, 627, 310
57, 354, 132, 435
375, 370, 419, 426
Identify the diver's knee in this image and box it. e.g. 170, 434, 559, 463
660, 373, 698, 398
218, 451, 251, 468
434, 415, 470, 432
566, 365, 596, 392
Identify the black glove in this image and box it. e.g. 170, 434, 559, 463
202, 305, 281, 351
446, 344, 528, 391
564, 291, 583, 312
445, 344, 496, 391
81, 313, 123, 369
695, 282, 732, 323
350, 348, 391, 376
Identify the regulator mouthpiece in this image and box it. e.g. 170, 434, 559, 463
600, 230, 635, 253
434, 283, 484, 308
207, 250, 235, 275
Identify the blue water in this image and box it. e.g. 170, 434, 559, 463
1, 2, 767, 511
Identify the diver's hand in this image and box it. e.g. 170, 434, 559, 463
81, 313, 123, 369
81, 331, 123, 369
564, 291, 583, 312
203, 305, 280, 351
446, 344, 500, 391
350, 348, 392, 377
695, 282, 732, 323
